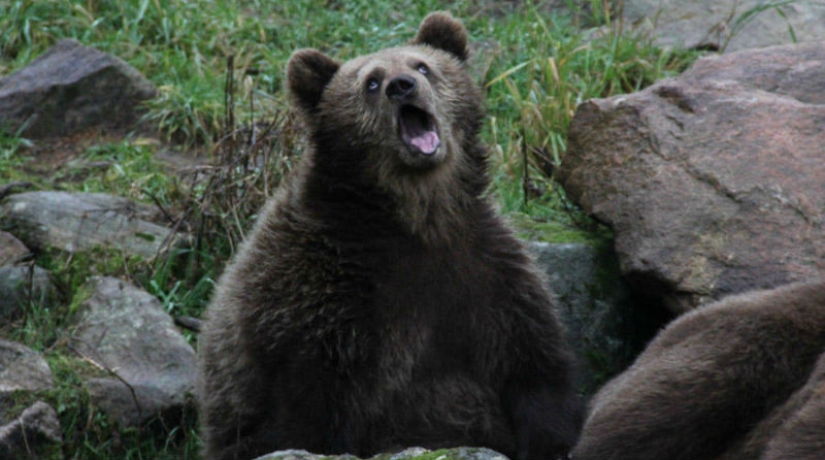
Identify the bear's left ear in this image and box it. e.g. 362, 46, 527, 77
412, 12, 469, 62
286, 49, 341, 115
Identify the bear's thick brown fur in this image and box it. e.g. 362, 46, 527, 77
720, 350, 825, 460
572, 280, 825, 460
759, 352, 825, 460
197, 12, 581, 460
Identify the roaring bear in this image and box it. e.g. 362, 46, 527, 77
198, 12, 582, 460
572, 281, 825, 460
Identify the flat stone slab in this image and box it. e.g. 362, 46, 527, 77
254, 447, 509, 460
1, 191, 185, 260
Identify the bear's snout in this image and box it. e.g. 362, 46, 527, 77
386, 75, 417, 100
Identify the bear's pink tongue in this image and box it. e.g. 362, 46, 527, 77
400, 105, 440, 155
410, 131, 440, 155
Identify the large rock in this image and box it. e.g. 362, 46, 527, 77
558, 42, 825, 313
69, 276, 196, 427
1, 191, 185, 260
622, 0, 825, 53
0, 39, 157, 138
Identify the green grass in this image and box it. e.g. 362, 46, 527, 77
59, 140, 181, 198
44, 353, 200, 460
0, 129, 34, 182
0, 0, 703, 458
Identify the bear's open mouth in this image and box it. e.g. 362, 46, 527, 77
399, 105, 440, 155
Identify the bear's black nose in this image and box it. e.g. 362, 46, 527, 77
386, 75, 417, 100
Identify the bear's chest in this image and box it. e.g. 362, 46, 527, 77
371, 241, 498, 315
365, 242, 504, 372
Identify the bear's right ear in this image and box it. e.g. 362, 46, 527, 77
412, 12, 469, 62
286, 49, 341, 114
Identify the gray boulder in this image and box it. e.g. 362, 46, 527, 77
0, 38, 156, 138
0, 231, 28, 266
622, 0, 825, 52
0, 338, 54, 450
69, 276, 196, 427
0, 341, 58, 456
1, 191, 185, 260
0, 339, 54, 393
0, 264, 57, 321
0, 401, 62, 460
559, 42, 825, 313
528, 242, 659, 393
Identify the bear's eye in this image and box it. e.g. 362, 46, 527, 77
366, 78, 380, 93
417, 63, 429, 75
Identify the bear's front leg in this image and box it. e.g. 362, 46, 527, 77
504, 380, 583, 460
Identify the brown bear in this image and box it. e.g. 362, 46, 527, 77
197, 12, 582, 460
759, 351, 825, 460
572, 280, 825, 460
720, 350, 825, 460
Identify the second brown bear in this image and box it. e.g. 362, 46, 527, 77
573, 280, 825, 460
